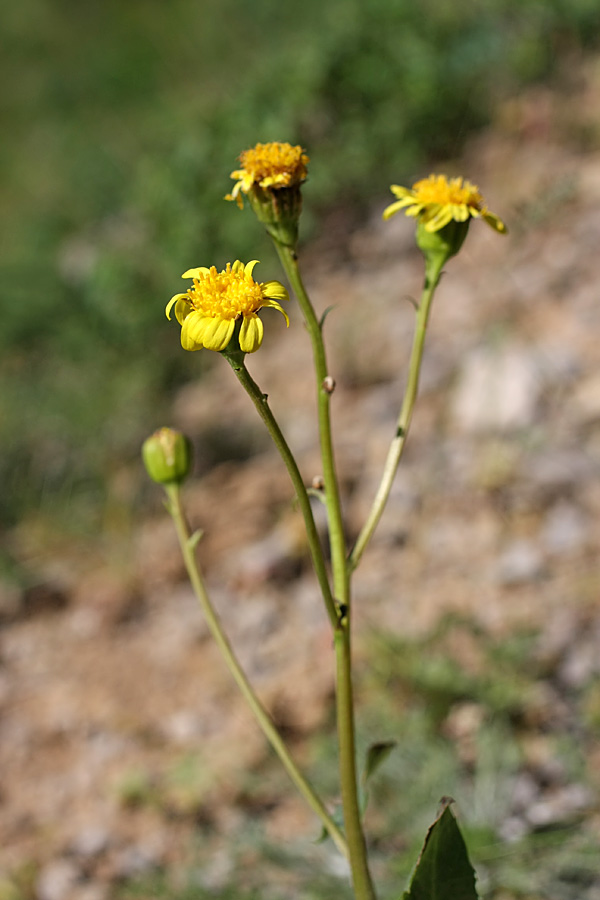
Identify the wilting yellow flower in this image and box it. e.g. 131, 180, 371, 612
166, 260, 289, 354
227, 142, 309, 208
383, 174, 506, 234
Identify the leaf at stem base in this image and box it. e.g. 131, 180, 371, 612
402, 798, 479, 900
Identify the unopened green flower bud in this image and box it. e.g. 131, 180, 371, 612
142, 428, 192, 485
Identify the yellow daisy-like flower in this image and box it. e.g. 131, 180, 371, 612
383, 174, 506, 234
166, 260, 289, 354
227, 141, 309, 208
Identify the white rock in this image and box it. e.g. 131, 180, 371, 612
541, 503, 587, 555
69, 825, 111, 859
495, 540, 544, 585
36, 860, 79, 900
452, 343, 541, 433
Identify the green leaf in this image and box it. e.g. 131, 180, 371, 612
402, 799, 479, 900
315, 804, 345, 845
319, 305, 336, 329
188, 529, 204, 550
357, 741, 397, 822
362, 740, 397, 786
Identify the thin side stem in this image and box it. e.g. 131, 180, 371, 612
165, 483, 349, 860
226, 359, 339, 630
348, 255, 444, 572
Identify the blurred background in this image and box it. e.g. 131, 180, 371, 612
2, 1, 600, 898
2, 0, 598, 535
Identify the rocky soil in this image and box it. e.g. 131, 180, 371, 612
2, 59, 600, 899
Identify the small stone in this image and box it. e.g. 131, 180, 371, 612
510, 771, 539, 813
69, 825, 111, 860
72, 886, 108, 900
231, 531, 298, 589
36, 860, 79, 900
535, 608, 581, 664
525, 784, 594, 828
452, 344, 541, 434
571, 373, 600, 424
559, 639, 599, 689
494, 540, 545, 585
498, 815, 529, 843
195, 847, 235, 891
541, 502, 587, 555
111, 845, 160, 880
162, 710, 205, 745
521, 448, 594, 497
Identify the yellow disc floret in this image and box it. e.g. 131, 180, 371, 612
166, 260, 289, 354
383, 174, 506, 234
227, 142, 309, 207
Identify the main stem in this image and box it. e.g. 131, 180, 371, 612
274, 244, 347, 603
335, 621, 376, 900
275, 242, 377, 900
348, 255, 444, 572
165, 483, 349, 859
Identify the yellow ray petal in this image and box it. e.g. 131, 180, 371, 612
261, 281, 289, 303
166, 293, 188, 320
199, 316, 236, 351
239, 314, 264, 353
182, 267, 210, 279
261, 299, 290, 327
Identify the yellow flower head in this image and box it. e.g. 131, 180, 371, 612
166, 260, 289, 354
227, 142, 309, 208
383, 174, 506, 234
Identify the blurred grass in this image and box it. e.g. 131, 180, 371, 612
1, 0, 599, 529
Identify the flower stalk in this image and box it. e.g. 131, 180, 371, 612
349, 253, 444, 571
223, 355, 339, 630
163, 481, 349, 859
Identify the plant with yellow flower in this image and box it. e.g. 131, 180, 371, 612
145, 142, 507, 900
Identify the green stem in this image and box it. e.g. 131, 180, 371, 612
348, 254, 445, 572
274, 243, 348, 605
335, 624, 378, 900
225, 358, 338, 628
165, 482, 349, 860
274, 242, 377, 900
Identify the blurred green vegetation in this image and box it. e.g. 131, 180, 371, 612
1, 0, 598, 529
